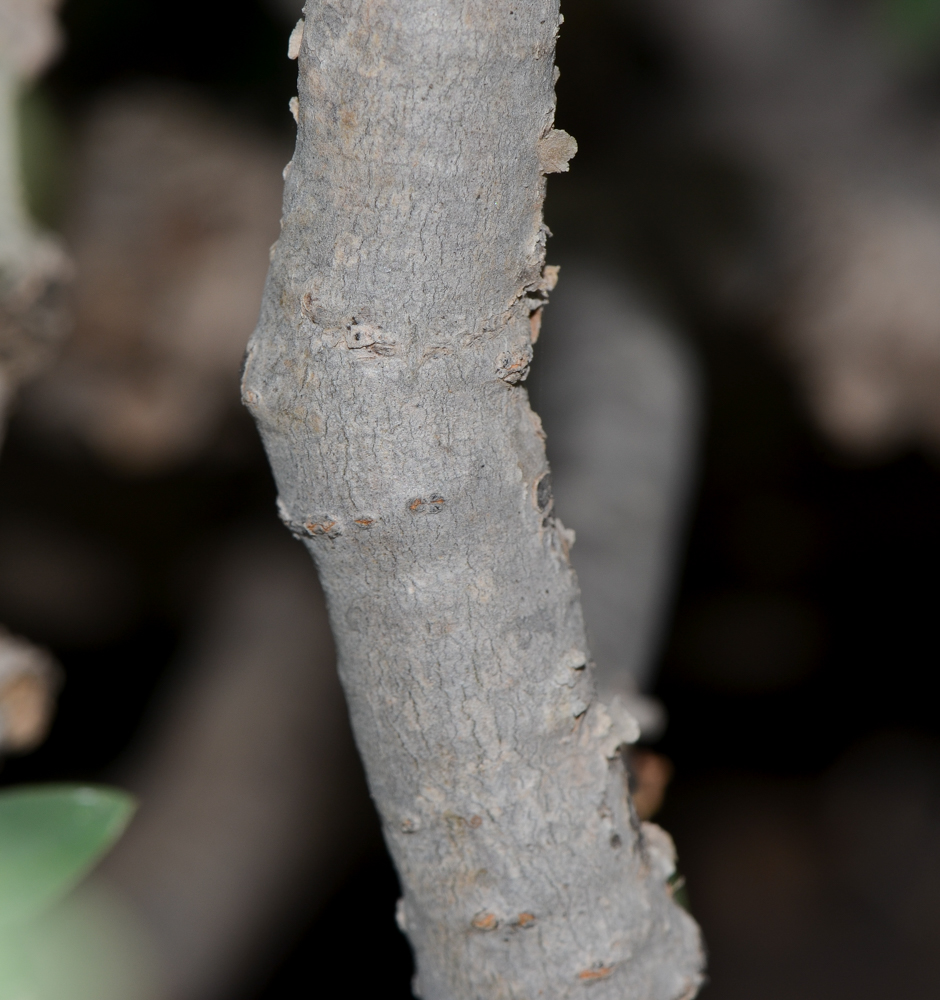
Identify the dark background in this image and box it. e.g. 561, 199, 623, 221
2, 1, 939, 998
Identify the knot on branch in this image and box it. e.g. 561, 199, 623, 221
496, 345, 533, 384
408, 495, 445, 514
277, 498, 342, 539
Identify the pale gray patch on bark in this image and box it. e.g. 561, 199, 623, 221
243, 2, 704, 996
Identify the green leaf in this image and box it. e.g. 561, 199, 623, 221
0, 785, 135, 927
0, 886, 157, 1000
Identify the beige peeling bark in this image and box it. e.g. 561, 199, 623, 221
243, 2, 703, 997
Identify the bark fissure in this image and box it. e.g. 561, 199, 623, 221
244, 2, 703, 996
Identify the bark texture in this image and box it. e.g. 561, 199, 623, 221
243, 2, 703, 997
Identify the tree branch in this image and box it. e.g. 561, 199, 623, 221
243, 2, 703, 995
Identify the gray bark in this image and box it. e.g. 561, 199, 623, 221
243, 3, 703, 997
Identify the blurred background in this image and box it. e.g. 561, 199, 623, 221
2, 0, 940, 998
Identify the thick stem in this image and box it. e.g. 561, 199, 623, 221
243, 2, 703, 996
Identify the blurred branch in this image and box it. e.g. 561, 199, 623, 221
0, 0, 69, 757
0, 0, 69, 437
0, 627, 58, 753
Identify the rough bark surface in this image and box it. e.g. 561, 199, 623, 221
243, 2, 704, 997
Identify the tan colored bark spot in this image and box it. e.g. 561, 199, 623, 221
471, 912, 498, 931
578, 966, 614, 981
